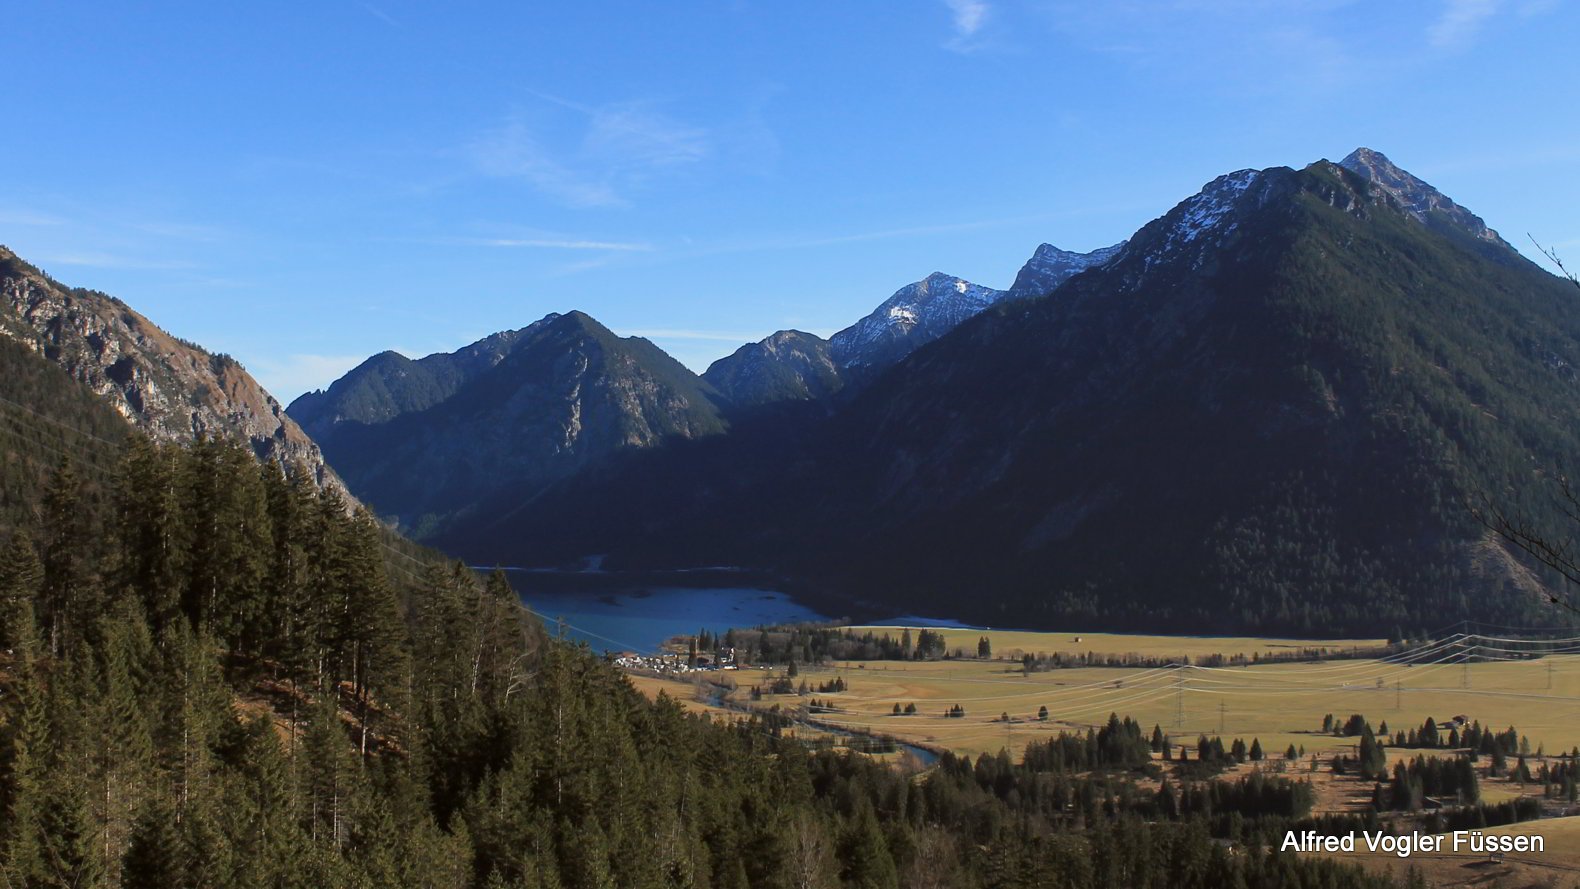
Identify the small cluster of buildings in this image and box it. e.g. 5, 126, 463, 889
612, 647, 739, 674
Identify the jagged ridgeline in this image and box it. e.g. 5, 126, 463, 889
0, 442, 1404, 888
446, 154, 1580, 635
0, 245, 347, 517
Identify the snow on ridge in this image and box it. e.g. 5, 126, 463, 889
1174, 169, 1260, 245
830, 273, 1006, 367
1008, 241, 1128, 298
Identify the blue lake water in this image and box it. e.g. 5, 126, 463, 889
511, 584, 830, 653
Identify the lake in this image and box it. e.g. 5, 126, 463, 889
501, 572, 830, 653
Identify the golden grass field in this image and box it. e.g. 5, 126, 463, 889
625, 629, 1580, 886
630, 629, 1580, 765
843, 626, 1390, 663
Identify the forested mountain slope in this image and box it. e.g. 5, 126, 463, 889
289, 310, 729, 536
450, 154, 1580, 636
0, 426, 1406, 889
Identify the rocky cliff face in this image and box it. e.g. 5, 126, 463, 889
1007, 241, 1127, 298
702, 329, 843, 408
829, 272, 1007, 380
289, 310, 730, 536
1338, 147, 1506, 247
0, 245, 341, 487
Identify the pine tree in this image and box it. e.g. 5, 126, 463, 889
2, 663, 51, 886
113, 437, 187, 635
38, 776, 103, 889
121, 794, 186, 888
0, 533, 42, 658
40, 458, 94, 657
838, 802, 897, 889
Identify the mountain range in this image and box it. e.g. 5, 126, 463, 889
3, 146, 1573, 636
286, 240, 1127, 528
307, 148, 1579, 635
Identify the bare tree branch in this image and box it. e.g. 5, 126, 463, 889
1471, 491, 1580, 618
1530, 234, 1580, 291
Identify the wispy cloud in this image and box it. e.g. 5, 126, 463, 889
584, 106, 709, 170
621, 328, 767, 342
690, 208, 1124, 258
251, 353, 370, 401
1428, 0, 1503, 47
469, 121, 623, 208
467, 96, 714, 208
945, 0, 989, 35
354, 0, 399, 26
943, 0, 991, 51
40, 252, 197, 270
462, 237, 655, 251
0, 209, 67, 226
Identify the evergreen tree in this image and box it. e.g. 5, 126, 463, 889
838, 802, 897, 889
0, 533, 42, 658
122, 795, 186, 889
40, 458, 94, 657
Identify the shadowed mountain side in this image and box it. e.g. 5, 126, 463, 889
441, 158, 1580, 636
310, 310, 730, 536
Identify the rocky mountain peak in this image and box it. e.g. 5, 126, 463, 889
0, 244, 344, 490
703, 330, 842, 407
1339, 147, 1504, 245
1009, 241, 1128, 298
829, 273, 1005, 374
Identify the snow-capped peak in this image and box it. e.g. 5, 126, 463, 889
830, 273, 1006, 372
1175, 169, 1260, 244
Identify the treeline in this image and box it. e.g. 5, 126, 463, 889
0, 439, 1409, 887
706, 623, 1395, 672
1383, 756, 1480, 810
1021, 715, 1155, 773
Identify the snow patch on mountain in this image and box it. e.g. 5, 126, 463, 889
830, 272, 1006, 371
1008, 241, 1128, 298
1176, 169, 1259, 244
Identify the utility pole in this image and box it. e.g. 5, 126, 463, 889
1175, 670, 1185, 730
1550, 658, 1555, 690
1396, 680, 1402, 711
1218, 701, 1225, 735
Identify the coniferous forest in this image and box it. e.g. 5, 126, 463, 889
0, 435, 1417, 888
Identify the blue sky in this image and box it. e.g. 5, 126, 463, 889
4, 1, 1578, 401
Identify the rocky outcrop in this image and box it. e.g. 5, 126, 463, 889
703, 330, 843, 408
0, 245, 342, 487
1007, 241, 1126, 298
829, 273, 1006, 380
288, 310, 730, 534
1339, 147, 1507, 247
